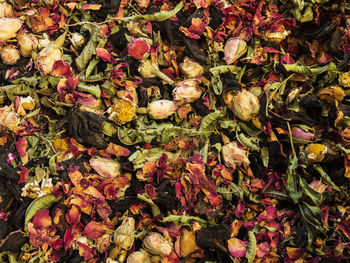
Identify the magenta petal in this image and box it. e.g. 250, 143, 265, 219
228, 237, 247, 257
52, 60, 73, 77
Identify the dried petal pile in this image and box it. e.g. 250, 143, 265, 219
0, 0, 349, 262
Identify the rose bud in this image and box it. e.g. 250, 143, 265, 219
113, 217, 135, 250
180, 57, 204, 79
339, 72, 350, 88
138, 59, 174, 84
229, 89, 260, 122
17, 32, 38, 57
35, 44, 62, 75
127, 250, 151, 263
70, 33, 85, 48
148, 100, 177, 120
143, 232, 173, 256
0, 2, 14, 18
1, 45, 20, 65
0, 18, 23, 41
97, 234, 112, 253
291, 127, 314, 141
305, 143, 327, 163
224, 38, 247, 64
222, 141, 250, 170
173, 79, 203, 106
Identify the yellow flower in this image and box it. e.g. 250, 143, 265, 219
53, 138, 69, 152
108, 99, 136, 124
339, 72, 350, 88
305, 143, 327, 162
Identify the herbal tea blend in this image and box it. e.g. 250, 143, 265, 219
0, 0, 349, 262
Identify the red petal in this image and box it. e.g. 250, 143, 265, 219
32, 210, 52, 229
227, 237, 247, 257
128, 39, 149, 59
65, 205, 80, 225
189, 18, 206, 35
52, 60, 73, 77
18, 165, 29, 184
96, 48, 116, 63
16, 137, 27, 157
83, 186, 105, 201
84, 221, 107, 240
106, 143, 131, 157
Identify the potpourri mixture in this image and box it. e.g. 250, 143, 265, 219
0, 0, 349, 262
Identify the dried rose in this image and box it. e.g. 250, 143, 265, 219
0, 3, 14, 18
224, 38, 247, 64
222, 141, 250, 170
305, 143, 327, 162
318, 86, 345, 103
97, 234, 112, 253
179, 229, 199, 257
1, 45, 20, 65
143, 232, 173, 256
173, 79, 203, 106
138, 59, 174, 84
89, 157, 121, 178
113, 217, 135, 250
291, 127, 314, 141
108, 99, 136, 124
229, 89, 260, 122
0, 18, 23, 41
36, 44, 63, 75
339, 72, 350, 88
180, 57, 204, 78
17, 32, 38, 57
264, 26, 291, 42
70, 33, 85, 48
0, 105, 20, 131
127, 250, 151, 263
148, 100, 177, 120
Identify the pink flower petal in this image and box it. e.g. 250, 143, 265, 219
32, 210, 52, 229
52, 60, 73, 77
228, 237, 247, 257
96, 48, 116, 63
128, 39, 149, 59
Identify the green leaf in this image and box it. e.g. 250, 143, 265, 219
49, 152, 60, 176
217, 182, 244, 201
286, 156, 301, 204
76, 25, 100, 71
24, 194, 62, 233
313, 164, 341, 192
162, 215, 207, 227
237, 133, 260, 151
245, 231, 257, 263
77, 82, 101, 98
102, 121, 117, 137
86, 58, 99, 78
198, 110, 223, 133
299, 201, 324, 228
294, 5, 313, 22
261, 147, 269, 167
211, 75, 223, 95
239, 122, 262, 136
283, 62, 334, 76
299, 177, 321, 206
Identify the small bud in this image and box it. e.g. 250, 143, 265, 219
97, 234, 112, 253
108, 99, 136, 124
291, 127, 314, 141
1, 45, 20, 65
17, 32, 38, 57
70, 33, 85, 48
229, 89, 260, 122
224, 38, 247, 64
35, 44, 62, 75
127, 250, 151, 263
339, 72, 350, 88
0, 18, 23, 41
305, 143, 327, 162
113, 217, 135, 250
0, 3, 14, 18
143, 232, 173, 256
173, 79, 203, 106
180, 57, 204, 78
221, 141, 250, 170
148, 100, 177, 120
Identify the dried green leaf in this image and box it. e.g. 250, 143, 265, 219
245, 231, 256, 263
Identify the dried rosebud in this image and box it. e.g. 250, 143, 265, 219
0, 3, 14, 18
113, 217, 135, 250
291, 127, 314, 141
148, 100, 177, 120
108, 99, 136, 124
0, 18, 23, 41
318, 86, 345, 103
305, 143, 327, 162
17, 32, 38, 57
36, 44, 62, 75
221, 141, 250, 170
180, 57, 204, 78
1, 45, 20, 65
70, 33, 85, 48
229, 89, 260, 122
89, 157, 121, 178
173, 79, 203, 106
339, 72, 350, 88
97, 234, 111, 253
143, 232, 173, 256
127, 250, 151, 263
224, 38, 247, 64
